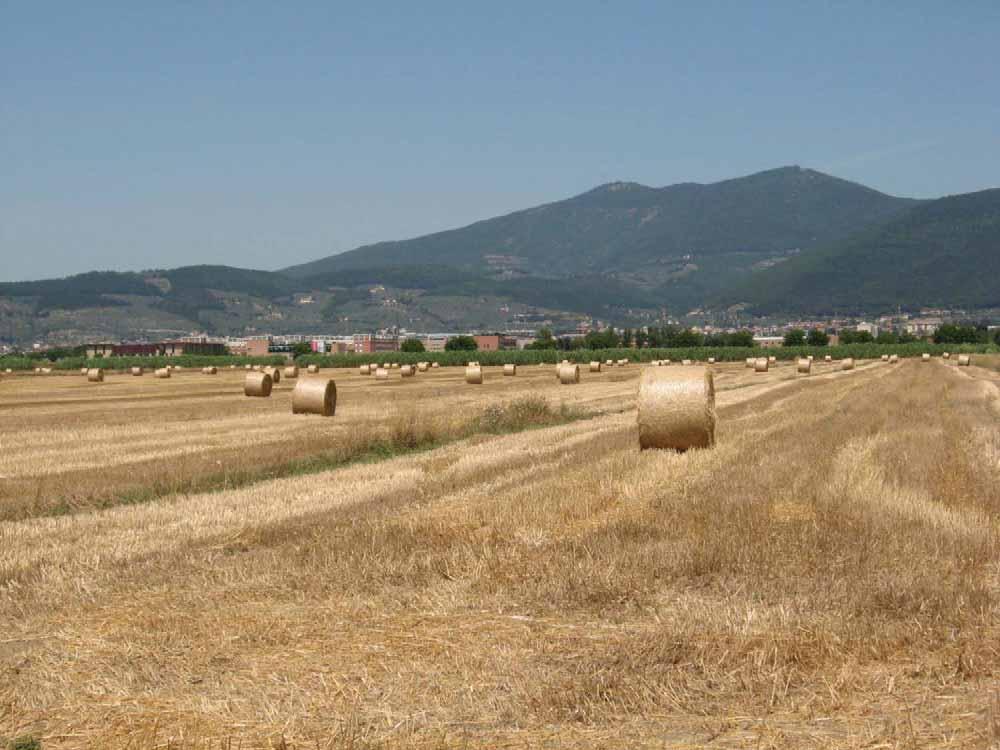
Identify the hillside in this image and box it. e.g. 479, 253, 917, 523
283, 166, 920, 311
720, 188, 1000, 314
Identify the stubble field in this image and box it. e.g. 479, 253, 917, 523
1, 357, 999, 748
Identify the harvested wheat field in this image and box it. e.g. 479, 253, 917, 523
2, 357, 999, 748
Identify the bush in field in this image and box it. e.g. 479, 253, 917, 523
445, 335, 478, 351
783, 329, 806, 346
400, 338, 425, 352
806, 328, 829, 346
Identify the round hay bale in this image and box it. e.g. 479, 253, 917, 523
957, 354, 971, 366
292, 378, 336, 416
417, 362, 429, 372
881, 354, 889, 362
637, 366, 715, 451
431, 362, 440, 368
252, 364, 262, 371
230, 365, 237, 370
707, 357, 716, 364
503, 363, 517, 376
558, 363, 580, 384
754, 358, 769, 373
360, 364, 372, 375
589, 361, 602, 373
244, 372, 273, 397
131, 367, 144, 376
400, 364, 415, 377
87, 368, 104, 383
375, 367, 389, 380
264, 366, 281, 384
797, 358, 811, 374
618, 359, 628, 366
824, 355, 832, 362
391, 362, 400, 369
681, 359, 692, 366
807, 355, 814, 361
154, 368, 171, 379
202, 366, 218, 375
889, 354, 899, 363
79, 367, 87, 375
245, 364, 252, 370
283, 366, 299, 379
41, 367, 52, 374
307, 364, 319, 374
922, 353, 931, 361
605, 359, 614, 366
465, 365, 483, 384
943, 352, 950, 359
841, 358, 855, 371
745, 357, 754, 368
768, 356, 776, 364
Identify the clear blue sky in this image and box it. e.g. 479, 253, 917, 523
3, 1, 999, 281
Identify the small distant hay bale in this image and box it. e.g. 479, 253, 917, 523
431, 362, 440, 368
943, 352, 950, 359
503, 363, 517, 376
375, 367, 389, 380
754, 358, 769, 373
87, 368, 104, 383
889, 354, 899, 363
637, 366, 715, 451
244, 372, 273, 397
202, 366, 217, 375
391, 362, 400, 369
41, 367, 52, 374
590, 361, 602, 373
417, 362, 429, 372
957, 354, 971, 366
768, 356, 776, 363
401, 364, 415, 377
264, 366, 281, 384
360, 364, 372, 375
283, 366, 299, 379
558, 363, 580, 384
605, 359, 614, 366
745, 357, 754, 368
307, 364, 319, 374
465, 365, 483, 384
707, 357, 716, 364
292, 378, 336, 416
797, 358, 811, 374
245, 364, 252, 370
230, 365, 236, 369
807, 355, 814, 361
681, 359, 692, 366
824, 355, 832, 362
617, 359, 628, 366
922, 353, 931, 361
79, 367, 87, 375
252, 364, 262, 371
841, 358, 855, 371
881, 354, 889, 362
154, 368, 171, 379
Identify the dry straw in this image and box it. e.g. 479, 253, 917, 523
889, 354, 899, 363
245, 364, 252, 370
308, 364, 320, 374
824, 355, 832, 362
768, 355, 777, 363
707, 357, 716, 364
244, 372, 273, 397
375, 367, 389, 380
465, 365, 483, 384
292, 378, 336, 416
922, 353, 931, 361
154, 368, 171, 379
87, 368, 104, 383
400, 364, 415, 377
797, 358, 812, 374
943, 352, 950, 359
558, 363, 580, 384
79, 367, 88, 375
605, 359, 614, 366
881, 354, 889, 362
745, 357, 754, 368
618, 359, 628, 366
391, 363, 400, 369
503, 363, 517, 376
431, 362, 440, 368
637, 365, 715, 451
807, 355, 814, 361
841, 358, 855, 371
417, 362, 429, 372
754, 358, 769, 373
681, 359, 693, 366
263, 366, 281, 384
957, 354, 971, 366
131, 367, 144, 376
360, 364, 372, 375
202, 366, 217, 375
252, 364, 262, 371
283, 366, 299, 379
590, 361, 602, 373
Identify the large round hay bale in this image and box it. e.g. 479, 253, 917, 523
87, 368, 104, 383
922, 353, 931, 361
589, 361, 602, 373
841, 358, 855, 371
131, 367, 144, 376
957, 354, 971, 366
292, 378, 336, 416
154, 368, 171, 379
307, 364, 319, 374
503, 363, 517, 376
400, 364, 415, 377
284, 366, 299, 379
754, 358, 769, 373
558, 363, 580, 384
797, 358, 811, 374
244, 372, 273, 397
264, 366, 281, 384
637, 366, 715, 451
417, 362, 429, 372
375, 367, 389, 380
465, 365, 483, 384
360, 364, 372, 375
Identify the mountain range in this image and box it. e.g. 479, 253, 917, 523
2, 166, 997, 344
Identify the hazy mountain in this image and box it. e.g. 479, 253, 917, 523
719, 188, 1000, 315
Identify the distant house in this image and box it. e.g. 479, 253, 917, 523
474, 334, 518, 351
752, 336, 784, 349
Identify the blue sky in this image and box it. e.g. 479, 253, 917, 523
2, 1, 999, 281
